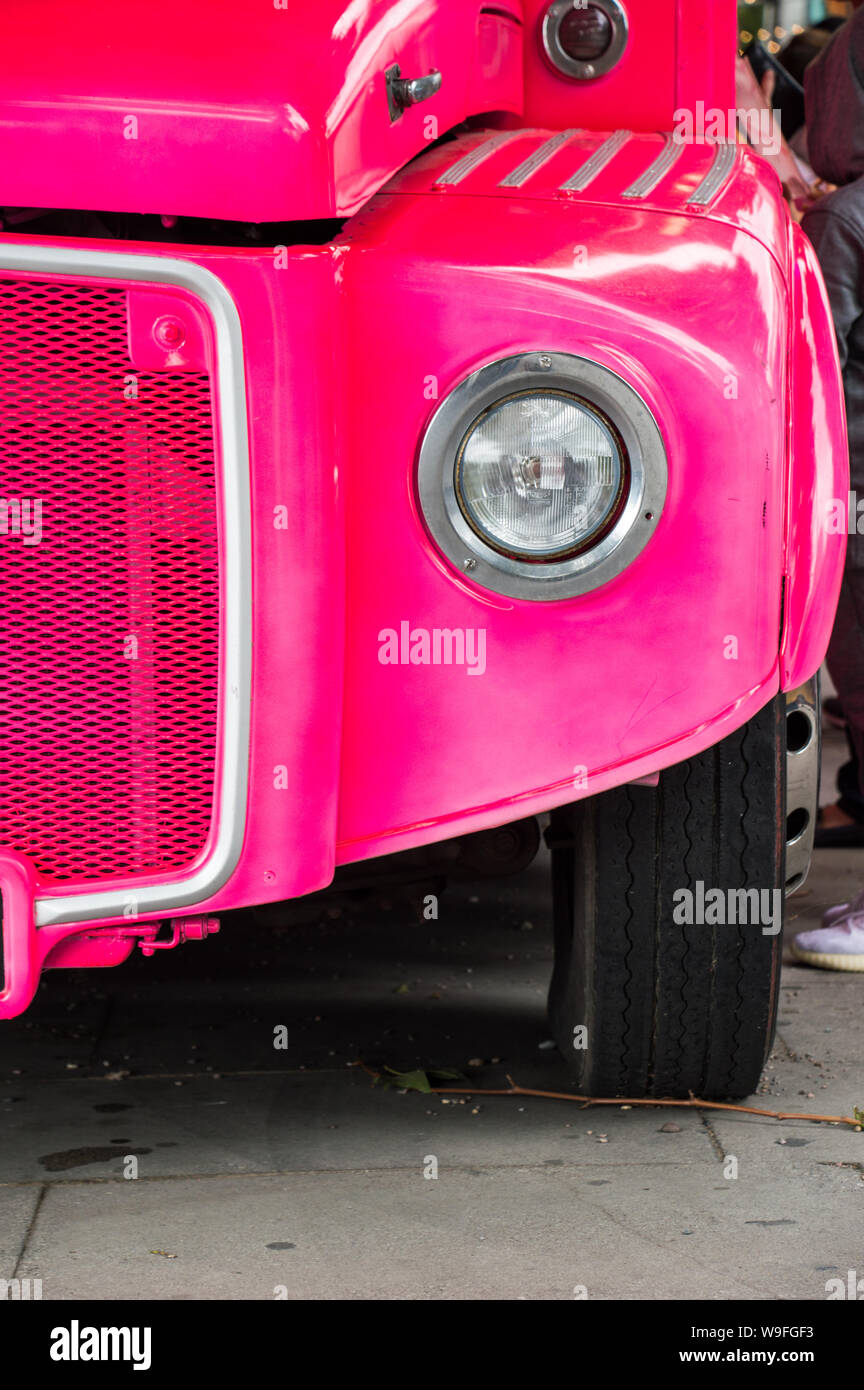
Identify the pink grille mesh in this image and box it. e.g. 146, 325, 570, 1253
0, 276, 220, 883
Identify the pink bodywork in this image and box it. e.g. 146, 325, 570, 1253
0, 0, 848, 1015
0, 0, 523, 222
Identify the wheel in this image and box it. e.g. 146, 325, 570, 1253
546, 691, 801, 1100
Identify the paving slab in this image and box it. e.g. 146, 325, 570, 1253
0, 1066, 715, 1183
12, 1161, 861, 1302
0, 1186, 43, 1280
0, 717, 861, 1299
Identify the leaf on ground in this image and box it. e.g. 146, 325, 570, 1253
378, 1068, 432, 1093
376, 1066, 466, 1093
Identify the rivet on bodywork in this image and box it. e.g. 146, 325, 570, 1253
153, 315, 186, 349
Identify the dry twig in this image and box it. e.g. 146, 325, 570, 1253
352, 1061, 862, 1129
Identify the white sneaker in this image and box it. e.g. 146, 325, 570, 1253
791, 914, 864, 971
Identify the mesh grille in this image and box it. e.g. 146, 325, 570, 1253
0, 276, 220, 883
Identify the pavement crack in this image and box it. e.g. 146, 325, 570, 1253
579, 1196, 769, 1299
11, 1182, 46, 1278
697, 1111, 726, 1162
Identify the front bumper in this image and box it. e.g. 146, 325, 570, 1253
0, 135, 847, 1013
0, 850, 38, 1018
0, 235, 345, 1017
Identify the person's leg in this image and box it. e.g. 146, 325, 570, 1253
818, 571, 864, 837
827, 572, 864, 781
794, 565, 864, 961
837, 741, 864, 815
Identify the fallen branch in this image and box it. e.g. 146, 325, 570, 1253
352, 1062, 863, 1129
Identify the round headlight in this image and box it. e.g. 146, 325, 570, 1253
455, 391, 626, 561
559, 7, 613, 62
541, 0, 629, 81
417, 352, 667, 602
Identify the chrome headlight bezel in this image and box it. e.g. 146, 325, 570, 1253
541, 0, 630, 82
416, 351, 667, 602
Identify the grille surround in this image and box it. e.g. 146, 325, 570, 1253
0, 245, 251, 928
0, 275, 220, 884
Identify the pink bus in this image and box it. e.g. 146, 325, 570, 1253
0, 0, 847, 1100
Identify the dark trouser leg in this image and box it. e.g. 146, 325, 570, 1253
827, 571, 864, 814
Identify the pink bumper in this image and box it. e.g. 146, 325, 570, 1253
0, 132, 848, 1014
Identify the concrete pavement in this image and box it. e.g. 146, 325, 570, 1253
1, 724, 862, 1301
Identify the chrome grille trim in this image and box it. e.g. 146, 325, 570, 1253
0, 244, 252, 930
434, 132, 523, 186
559, 130, 631, 192
623, 135, 683, 199
499, 130, 577, 188
687, 141, 738, 207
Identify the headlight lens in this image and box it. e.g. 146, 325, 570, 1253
558, 6, 613, 63
455, 391, 625, 560
416, 351, 667, 602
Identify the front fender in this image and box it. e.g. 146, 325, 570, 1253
781, 222, 848, 690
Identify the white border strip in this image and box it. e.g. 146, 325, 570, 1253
0, 244, 252, 928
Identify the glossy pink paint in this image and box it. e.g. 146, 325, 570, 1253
0, 0, 847, 1015
332, 132, 837, 861
520, 0, 736, 133
0, 237, 346, 1021
0, 0, 523, 222
0, 850, 39, 1019
781, 224, 848, 689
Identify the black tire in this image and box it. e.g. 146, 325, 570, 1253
547, 695, 785, 1100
